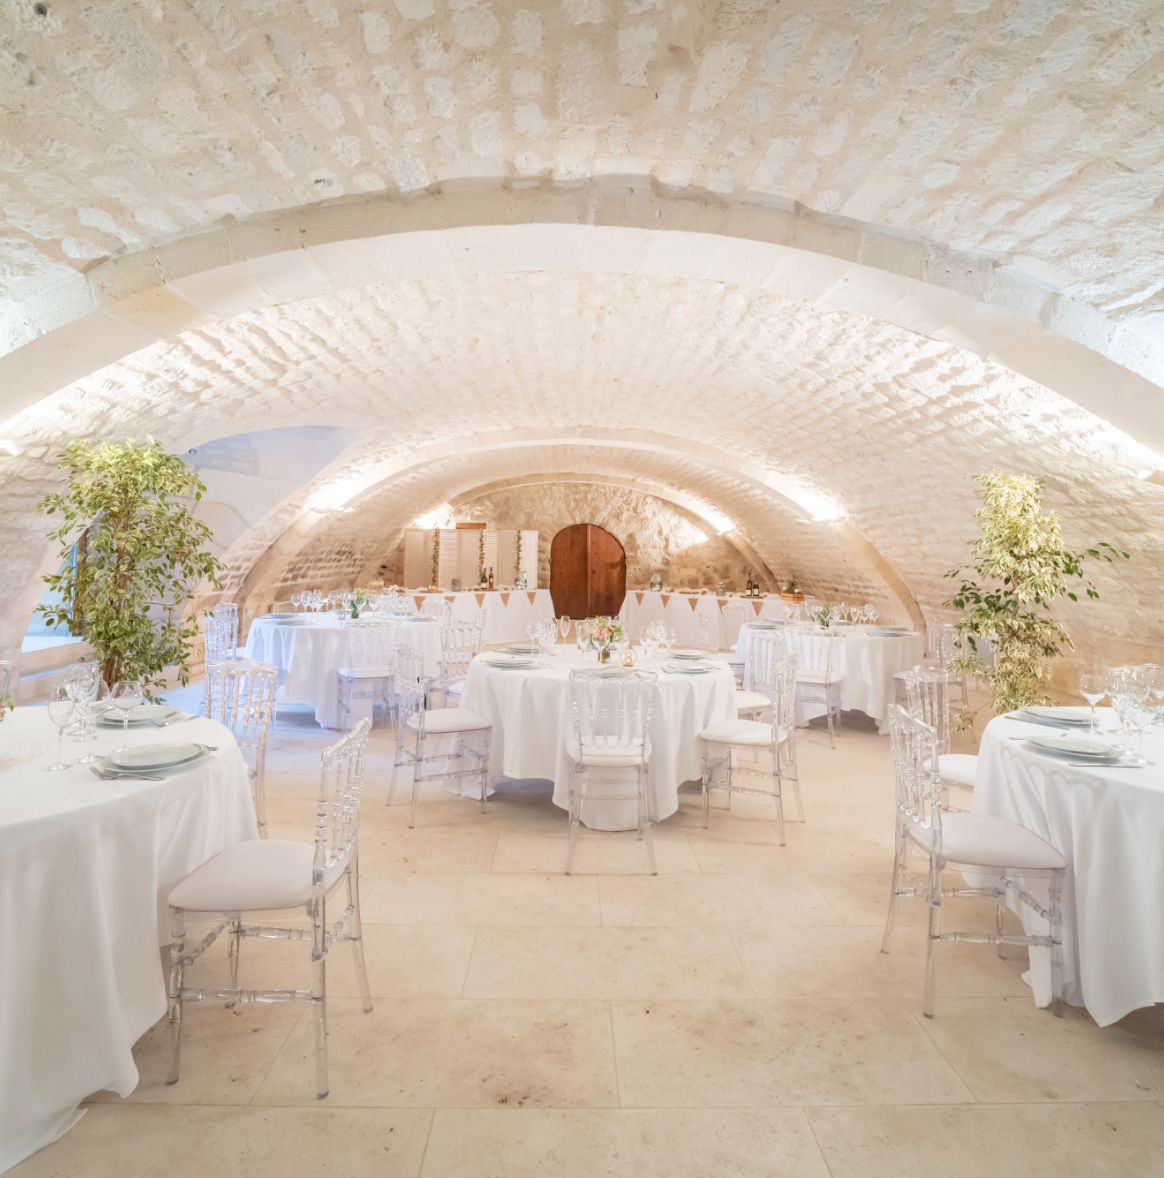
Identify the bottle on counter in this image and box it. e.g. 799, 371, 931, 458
487, 567, 495, 591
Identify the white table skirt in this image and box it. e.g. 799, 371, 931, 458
739, 624, 923, 733
0, 708, 255, 1173
460, 647, 737, 830
619, 591, 784, 649
408, 590, 555, 645
973, 710, 1164, 1026
246, 617, 442, 729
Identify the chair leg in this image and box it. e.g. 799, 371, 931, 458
996, 887, 1008, 958
825, 693, 836, 748
923, 858, 942, 1018
773, 756, 786, 848
880, 824, 905, 954
227, 917, 242, 1002
700, 755, 712, 829
166, 908, 186, 1085
409, 754, 421, 830
387, 732, 402, 807
565, 768, 580, 875
311, 900, 329, 1099
347, 860, 374, 1014
1048, 871, 1065, 1018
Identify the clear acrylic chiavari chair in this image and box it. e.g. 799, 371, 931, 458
736, 626, 789, 717
388, 647, 493, 828
436, 620, 486, 707
698, 638, 802, 844
791, 627, 844, 746
881, 705, 1066, 1018
201, 613, 235, 666
421, 597, 453, 624
565, 669, 657, 875
203, 661, 280, 836
902, 665, 978, 802
925, 619, 969, 709
213, 602, 241, 657
165, 718, 374, 1099
336, 619, 401, 729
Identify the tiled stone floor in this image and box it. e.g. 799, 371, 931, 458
14, 698, 1164, 1177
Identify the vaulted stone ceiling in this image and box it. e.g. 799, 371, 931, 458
0, 1, 1161, 667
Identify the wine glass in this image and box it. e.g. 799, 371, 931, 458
1078, 672, 1106, 733
109, 678, 144, 749
46, 687, 75, 771
558, 615, 570, 643
66, 663, 103, 763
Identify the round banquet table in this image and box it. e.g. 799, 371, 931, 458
459, 646, 737, 830
246, 615, 442, 729
0, 707, 255, 1173
619, 590, 785, 649
973, 708, 1164, 1027
738, 623, 924, 733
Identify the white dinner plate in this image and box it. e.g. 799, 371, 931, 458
671, 650, 706, 659
97, 704, 179, 727
262, 612, 297, 620
505, 644, 538, 654
409, 616, 437, 623
1026, 733, 1127, 759
108, 742, 208, 772
749, 621, 785, 630
481, 653, 537, 668
867, 626, 913, 636
1019, 706, 1092, 725
661, 661, 713, 674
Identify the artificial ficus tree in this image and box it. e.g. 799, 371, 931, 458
945, 471, 1129, 727
37, 439, 224, 693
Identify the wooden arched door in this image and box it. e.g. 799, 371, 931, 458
550, 524, 627, 619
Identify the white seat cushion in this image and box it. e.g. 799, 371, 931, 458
909, 813, 1065, 871
797, 670, 844, 686
405, 707, 491, 734
698, 718, 778, 748
338, 664, 395, 680
169, 840, 345, 912
938, 752, 978, 787
734, 690, 771, 713
565, 737, 650, 767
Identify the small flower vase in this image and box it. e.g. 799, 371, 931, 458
599, 647, 610, 664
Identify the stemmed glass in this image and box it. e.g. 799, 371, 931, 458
109, 679, 144, 750
558, 615, 571, 643
66, 663, 103, 763
291, 591, 303, 613
1079, 672, 1106, 734
46, 687, 75, 771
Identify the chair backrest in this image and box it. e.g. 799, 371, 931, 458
722, 599, 756, 645
903, 665, 952, 755
748, 630, 793, 698
925, 619, 958, 669
889, 704, 942, 854
791, 628, 838, 677
569, 670, 655, 758
394, 645, 427, 727
440, 621, 485, 681
213, 602, 240, 653
203, 661, 279, 773
421, 597, 452, 623
202, 613, 234, 664
315, 717, 371, 877
343, 619, 401, 674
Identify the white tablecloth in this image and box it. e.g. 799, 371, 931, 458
408, 590, 555, 645
460, 646, 737, 830
973, 710, 1164, 1026
739, 624, 923, 733
0, 708, 255, 1173
619, 591, 784, 649
246, 616, 442, 729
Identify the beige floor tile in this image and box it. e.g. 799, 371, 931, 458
491, 832, 701, 874
688, 829, 890, 874
734, 924, 1030, 1001
185, 923, 477, 999
87, 1004, 302, 1106
463, 926, 753, 1000
357, 826, 500, 872
253, 997, 618, 1107
420, 1108, 832, 1178
612, 998, 973, 1106
597, 872, 837, 926
361, 871, 602, 925
807, 1103, 1164, 1178
915, 996, 1164, 1102
11, 1106, 432, 1178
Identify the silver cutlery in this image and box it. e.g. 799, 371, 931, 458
90, 767, 165, 781
1067, 760, 1152, 769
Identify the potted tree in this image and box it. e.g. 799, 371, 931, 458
37, 439, 224, 693
946, 471, 1128, 727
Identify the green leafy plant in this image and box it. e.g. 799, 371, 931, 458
945, 471, 1129, 727
810, 603, 834, 629
37, 439, 224, 693
349, 589, 368, 619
